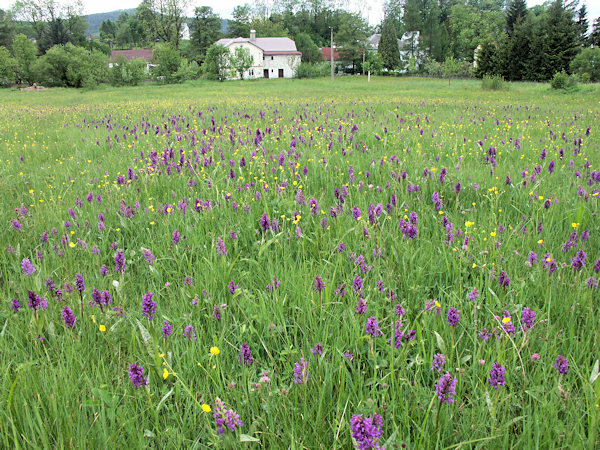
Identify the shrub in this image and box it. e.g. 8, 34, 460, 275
153, 43, 187, 84
482, 75, 508, 91
570, 47, 600, 82
202, 44, 230, 81
551, 70, 578, 90
34, 43, 109, 88
295, 62, 330, 79
0, 46, 17, 87
111, 56, 147, 87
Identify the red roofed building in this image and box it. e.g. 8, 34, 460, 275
319, 47, 339, 61
110, 49, 154, 62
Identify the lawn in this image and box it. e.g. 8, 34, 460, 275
1, 77, 599, 448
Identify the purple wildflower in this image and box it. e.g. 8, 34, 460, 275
311, 342, 323, 356
162, 320, 173, 339
216, 238, 227, 256
172, 229, 181, 244
293, 357, 309, 384
74, 274, 85, 292
238, 343, 253, 366
228, 280, 239, 294
355, 298, 367, 314
489, 362, 506, 389
61, 306, 76, 329
143, 248, 156, 265
447, 307, 460, 327
468, 287, 479, 301
21, 258, 36, 276
521, 307, 536, 330
435, 372, 457, 404
314, 275, 325, 293
213, 397, 243, 434
10, 298, 21, 312
128, 363, 148, 388
114, 249, 125, 273
350, 413, 384, 450
365, 316, 382, 337
141, 292, 156, 321
183, 324, 196, 341
431, 353, 446, 372
554, 355, 569, 374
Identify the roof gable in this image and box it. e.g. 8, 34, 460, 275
216, 36, 300, 54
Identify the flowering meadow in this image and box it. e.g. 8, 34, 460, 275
1, 78, 599, 448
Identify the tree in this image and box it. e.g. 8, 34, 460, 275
335, 11, 370, 73
383, 0, 403, 39
570, 46, 600, 81
0, 9, 16, 49
506, 0, 528, 35
12, 33, 37, 84
99, 19, 117, 43
137, 0, 189, 49
13, 0, 87, 53
591, 17, 600, 47
538, 0, 579, 79
249, 17, 289, 37
505, 14, 532, 80
203, 43, 230, 81
0, 45, 17, 86
474, 34, 505, 78
576, 4, 588, 46
33, 43, 109, 87
295, 32, 321, 63
189, 6, 221, 63
230, 46, 253, 79
378, 13, 400, 70
228, 4, 252, 38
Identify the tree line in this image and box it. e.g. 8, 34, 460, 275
0, 0, 599, 88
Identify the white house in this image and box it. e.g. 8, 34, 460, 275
216, 30, 302, 79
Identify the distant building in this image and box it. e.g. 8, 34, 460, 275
110, 49, 154, 71
319, 47, 340, 61
216, 30, 302, 79
181, 23, 190, 41
368, 31, 425, 71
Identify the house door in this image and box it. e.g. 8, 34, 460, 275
278, 69, 284, 78
264, 69, 269, 79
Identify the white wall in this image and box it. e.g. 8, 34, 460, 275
263, 54, 301, 79
228, 42, 263, 80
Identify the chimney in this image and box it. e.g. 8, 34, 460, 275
250, 29, 256, 42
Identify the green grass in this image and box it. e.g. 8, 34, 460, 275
0, 76, 599, 449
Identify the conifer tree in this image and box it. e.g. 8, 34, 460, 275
378, 14, 400, 70
506, 0, 528, 35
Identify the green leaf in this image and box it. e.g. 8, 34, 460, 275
434, 331, 445, 354
239, 434, 260, 443
590, 360, 599, 384
156, 389, 174, 413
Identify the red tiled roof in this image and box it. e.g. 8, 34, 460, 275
320, 47, 339, 61
111, 49, 153, 62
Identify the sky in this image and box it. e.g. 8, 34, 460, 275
1, 0, 598, 27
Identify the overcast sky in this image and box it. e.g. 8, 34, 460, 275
1, 0, 598, 27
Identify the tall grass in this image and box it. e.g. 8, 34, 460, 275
0, 77, 599, 448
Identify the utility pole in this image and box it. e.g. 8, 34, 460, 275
330, 26, 334, 81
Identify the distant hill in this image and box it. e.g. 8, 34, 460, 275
84, 9, 229, 37
85, 9, 137, 36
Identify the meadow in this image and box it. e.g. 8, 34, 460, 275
0, 77, 599, 449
